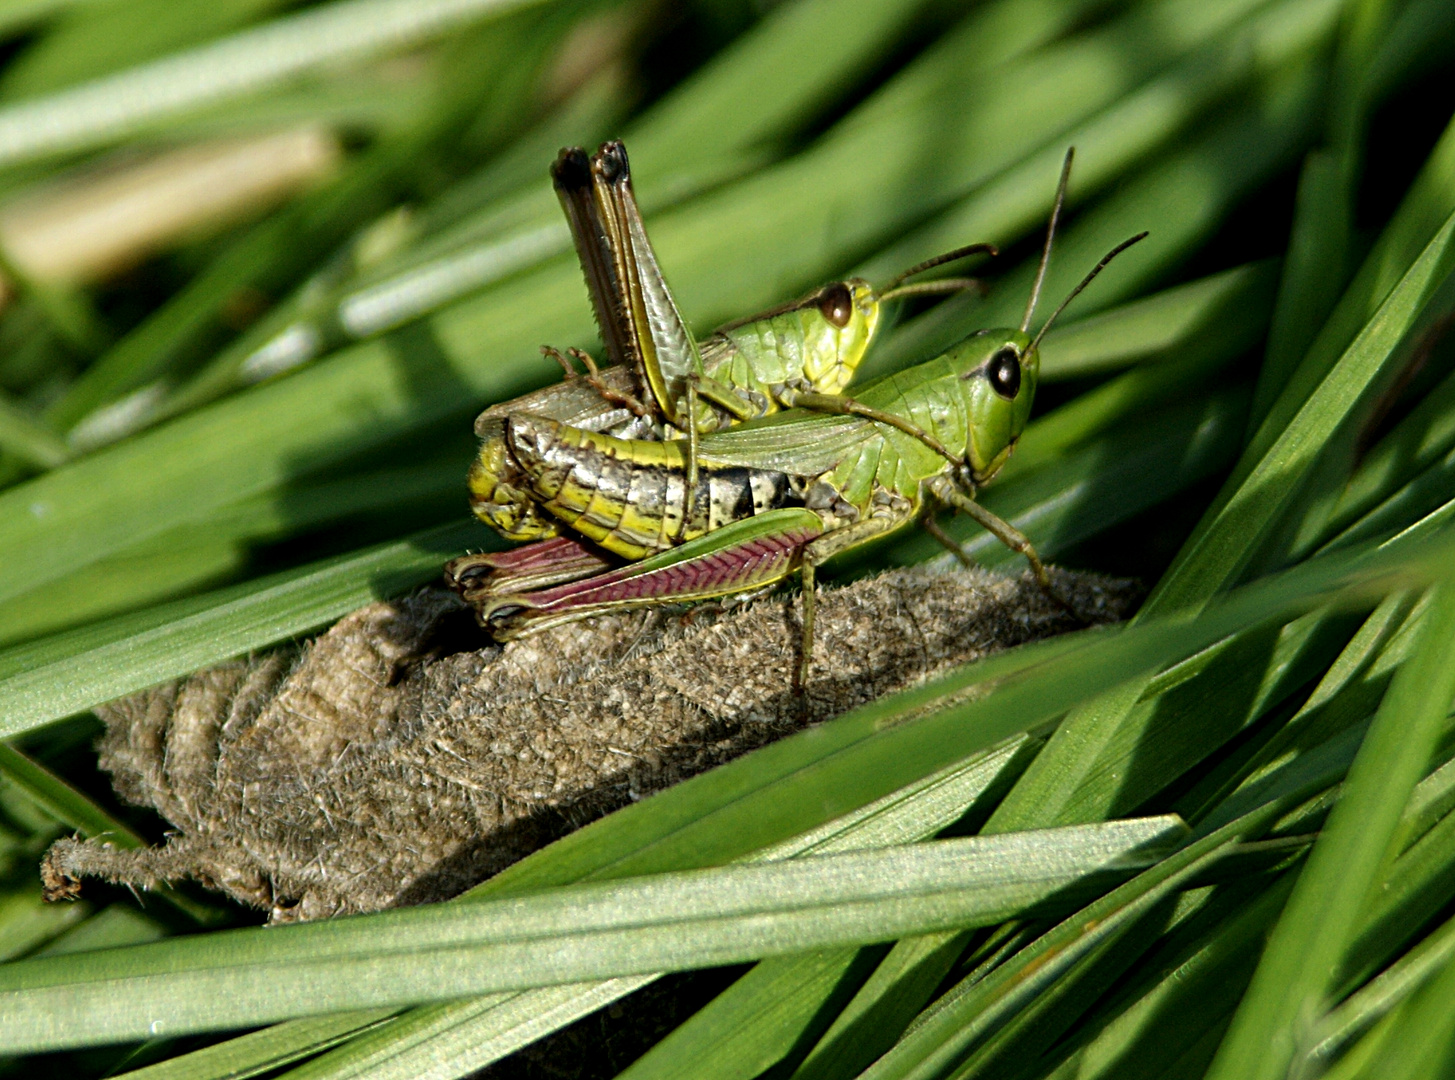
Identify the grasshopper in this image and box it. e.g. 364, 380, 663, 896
461, 150, 1148, 685
451, 140, 992, 596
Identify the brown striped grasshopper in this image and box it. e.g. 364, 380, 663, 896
447, 140, 994, 598
453, 150, 1147, 685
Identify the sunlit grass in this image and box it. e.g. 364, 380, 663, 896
0, 0, 1453, 1077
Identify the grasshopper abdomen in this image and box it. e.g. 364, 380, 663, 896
506, 414, 803, 560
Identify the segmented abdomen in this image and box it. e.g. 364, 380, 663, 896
506, 414, 799, 560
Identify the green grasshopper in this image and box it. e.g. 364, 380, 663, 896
450, 140, 992, 596
465, 150, 1147, 684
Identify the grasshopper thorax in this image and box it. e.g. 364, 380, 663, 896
945, 328, 1039, 483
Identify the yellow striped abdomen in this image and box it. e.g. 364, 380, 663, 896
506, 414, 798, 560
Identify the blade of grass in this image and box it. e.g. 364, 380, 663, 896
985, 202, 1455, 836
1035, 260, 1278, 382
0, 0, 287, 100
1316, 362, 1455, 545
0, 389, 67, 469
0, 0, 553, 167
0, 0, 98, 39
0, 520, 484, 738
604, 744, 1039, 1080
1334, 785, 1455, 995
613, 950, 881, 1080
856, 809, 1279, 1080
788, 931, 976, 1080
1249, 149, 1353, 435
114, 1012, 401, 1080
1204, 582, 1455, 1080
0, 878, 92, 961
1243, 108, 1455, 475
0, 818, 1188, 1053
0, 743, 140, 845
49, 4, 571, 437
249, 738, 1039, 1080
1308, 910, 1455, 1072
1030, 874, 1297, 1080
1331, 943, 1455, 1080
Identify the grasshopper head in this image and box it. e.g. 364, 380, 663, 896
800, 278, 879, 396
949, 329, 1039, 483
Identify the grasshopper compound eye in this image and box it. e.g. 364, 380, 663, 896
987, 347, 1021, 399
817, 282, 854, 328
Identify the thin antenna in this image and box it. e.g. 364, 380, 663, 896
877, 277, 986, 303
1021, 147, 1076, 333
1029, 231, 1149, 354
878, 242, 997, 296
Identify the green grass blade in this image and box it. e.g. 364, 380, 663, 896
1333, 944, 1455, 1080
788, 931, 975, 1080
613, 949, 878, 1080
1204, 582, 1455, 1080
1035, 261, 1278, 383
1248, 149, 1353, 434
270, 739, 1038, 1080
0, 521, 480, 739
603, 744, 1039, 1080
1335, 789, 1455, 996
1242, 108, 1455, 474
0, 879, 93, 961
0, 0, 552, 166
115, 1012, 400, 1080
1033, 874, 1297, 1080
1154, 209, 1455, 612
0, 818, 1187, 1053
857, 812, 1274, 1080
985, 204, 1455, 837
0, 742, 141, 845
0, 389, 67, 469
1308, 910, 1455, 1073
1319, 364, 1455, 543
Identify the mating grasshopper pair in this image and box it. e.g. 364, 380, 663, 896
447, 145, 1145, 684
448, 140, 992, 592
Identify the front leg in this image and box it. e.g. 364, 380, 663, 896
926, 474, 1053, 590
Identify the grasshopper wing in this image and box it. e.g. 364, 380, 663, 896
695, 410, 873, 476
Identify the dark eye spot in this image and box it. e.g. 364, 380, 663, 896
987, 347, 1021, 399
817, 282, 853, 328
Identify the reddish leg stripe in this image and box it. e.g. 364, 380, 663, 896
526, 527, 818, 611
481, 536, 603, 573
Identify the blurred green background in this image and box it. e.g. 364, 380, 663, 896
0, 0, 1454, 1077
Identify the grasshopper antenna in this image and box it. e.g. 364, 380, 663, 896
1021, 147, 1076, 334
1029, 231, 1149, 354
877, 242, 997, 302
